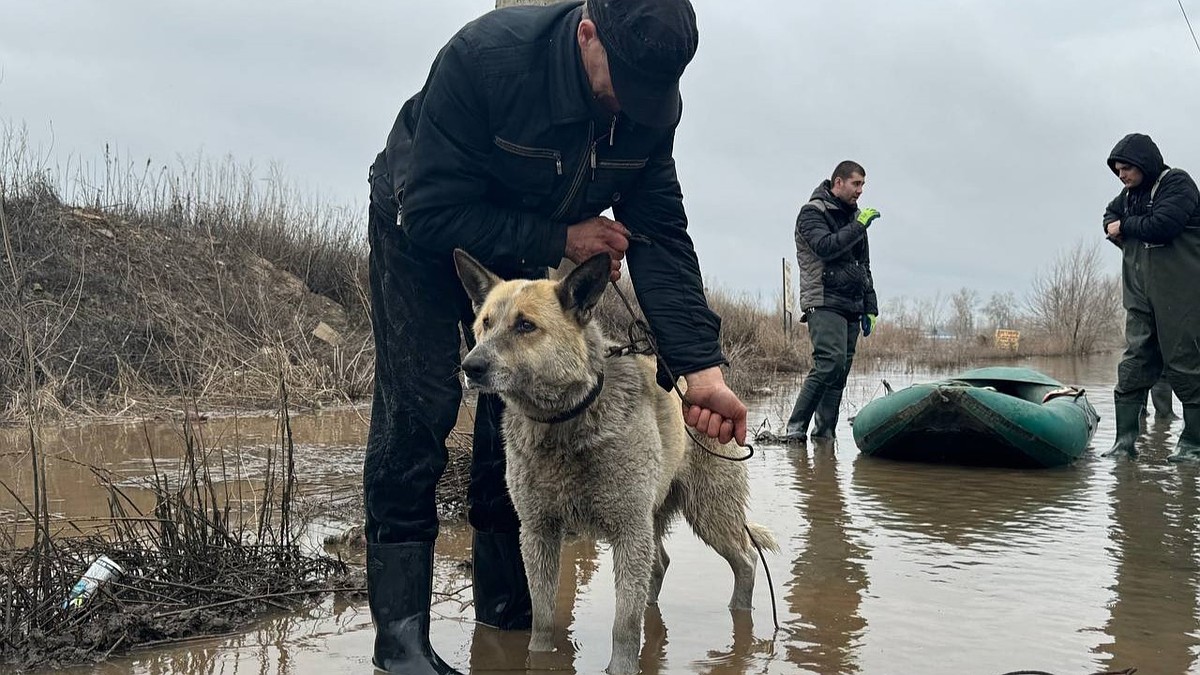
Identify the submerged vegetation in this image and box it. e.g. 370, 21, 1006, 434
0, 383, 355, 671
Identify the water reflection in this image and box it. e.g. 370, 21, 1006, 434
783, 440, 867, 674
0, 410, 372, 536
21, 354, 1200, 674
451, 527, 603, 675
847, 436, 1110, 673
1096, 459, 1200, 674
850, 455, 1091, 548
689, 609, 776, 675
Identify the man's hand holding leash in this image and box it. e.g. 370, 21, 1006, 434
683, 367, 748, 446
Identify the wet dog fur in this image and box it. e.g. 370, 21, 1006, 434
453, 250, 777, 675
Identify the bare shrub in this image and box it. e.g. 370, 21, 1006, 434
1026, 239, 1121, 354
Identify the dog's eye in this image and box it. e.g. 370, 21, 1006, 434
514, 318, 537, 334
481, 316, 492, 329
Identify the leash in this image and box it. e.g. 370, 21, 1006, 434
606, 275, 779, 631
605, 280, 754, 463
1000, 670, 1135, 675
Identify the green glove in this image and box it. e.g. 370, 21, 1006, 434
860, 313, 877, 337
856, 208, 881, 228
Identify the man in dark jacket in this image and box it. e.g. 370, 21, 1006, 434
363, 1, 747, 671
784, 161, 880, 442
1101, 132, 1200, 462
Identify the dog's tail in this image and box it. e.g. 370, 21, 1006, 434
744, 522, 780, 554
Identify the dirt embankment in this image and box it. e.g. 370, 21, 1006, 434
0, 188, 373, 423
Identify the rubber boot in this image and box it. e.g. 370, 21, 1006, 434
367, 542, 463, 674
1167, 407, 1200, 463
785, 384, 821, 442
472, 530, 532, 630
810, 388, 844, 439
1150, 379, 1177, 420
1102, 403, 1144, 459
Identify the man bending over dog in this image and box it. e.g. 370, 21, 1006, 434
363, 0, 748, 671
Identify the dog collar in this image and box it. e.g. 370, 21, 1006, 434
529, 372, 605, 425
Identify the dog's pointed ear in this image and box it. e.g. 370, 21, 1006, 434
557, 253, 610, 323
453, 248, 500, 308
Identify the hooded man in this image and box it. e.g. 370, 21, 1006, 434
1101, 132, 1200, 461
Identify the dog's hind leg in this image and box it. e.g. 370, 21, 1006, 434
707, 520, 758, 611
607, 527, 654, 675
520, 525, 563, 652
648, 498, 679, 606
679, 470, 759, 610
649, 520, 670, 606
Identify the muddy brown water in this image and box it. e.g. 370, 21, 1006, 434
5, 353, 1198, 674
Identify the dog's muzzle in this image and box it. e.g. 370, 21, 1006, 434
461, 353, 492, 390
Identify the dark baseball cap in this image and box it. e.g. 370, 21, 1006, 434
587, 0, 698, 128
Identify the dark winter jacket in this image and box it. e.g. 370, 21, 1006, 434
369, 1, 725, 381
794, 181, 878, 318
1103, 133, 1200, 315
1104, 133, 1200, 246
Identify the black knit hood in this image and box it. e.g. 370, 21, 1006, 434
1108, 133, 1167, 190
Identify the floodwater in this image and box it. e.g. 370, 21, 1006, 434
6, 352, 1200, 675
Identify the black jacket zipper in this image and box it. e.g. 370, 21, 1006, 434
493, 136, 563, 175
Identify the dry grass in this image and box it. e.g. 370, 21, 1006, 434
0, 127, 372, 422
0, 125, 1120, 420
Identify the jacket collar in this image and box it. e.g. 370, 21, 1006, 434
813, 180, 855, 213
548, 4, 600, 125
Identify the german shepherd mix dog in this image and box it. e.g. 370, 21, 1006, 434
453, 249, 778, 675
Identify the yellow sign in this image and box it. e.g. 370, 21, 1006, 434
994, 329, 1020, 350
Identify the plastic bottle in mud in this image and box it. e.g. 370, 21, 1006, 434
63, 555, 124, 609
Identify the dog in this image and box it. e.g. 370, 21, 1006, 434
453, 249, 778, 675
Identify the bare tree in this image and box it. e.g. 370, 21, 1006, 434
915, 291, 948, 336
949, 287, 979, 339
886, 295, 917, 331
1026, 239, 1122, 354
982, 291, 1019, 331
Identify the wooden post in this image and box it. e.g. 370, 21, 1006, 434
782, 258, 794, 337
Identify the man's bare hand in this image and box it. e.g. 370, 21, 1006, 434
566, 216, 629, 281
682, 367, 748, 446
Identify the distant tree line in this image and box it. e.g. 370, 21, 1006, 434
883, 240, 1122, 354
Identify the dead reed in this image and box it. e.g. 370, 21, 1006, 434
0, 380, 352, 671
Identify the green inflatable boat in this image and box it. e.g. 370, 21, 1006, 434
851, 366, 1100, 468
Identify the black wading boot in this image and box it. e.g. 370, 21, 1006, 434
810, 389, 844, 439
1150, 379, 1177, 419
472, 530, 532, 630
785, 385, 821, 443
367, 542, 463, 674
1167, 407, 1200, 463
1102, 402, 1144, 459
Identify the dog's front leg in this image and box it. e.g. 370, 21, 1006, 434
520, 526, 562, 652
607, 528, 654, 675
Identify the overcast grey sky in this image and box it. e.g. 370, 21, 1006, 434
2, 1, 1198, 307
